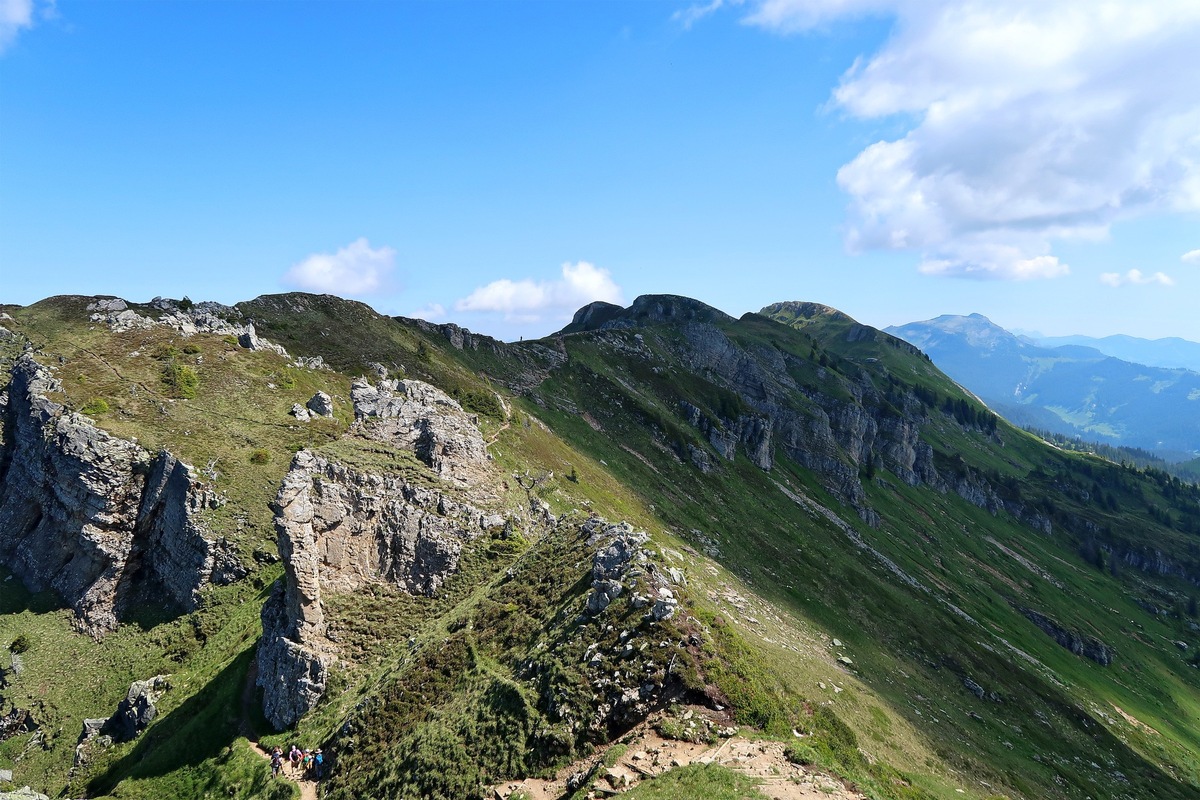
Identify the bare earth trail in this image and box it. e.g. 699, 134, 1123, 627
491, 708, 867, 800
241, 661, 319, 800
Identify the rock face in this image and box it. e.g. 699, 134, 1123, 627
0, 355, 237, 636
571, 295, 1052, 531
350, 377, 490, 486
257, 444, 501, 729
1020, 608, 1115, 666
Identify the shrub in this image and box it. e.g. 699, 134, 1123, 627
10, 634, 30, 654
182, 343, 202, 355
249, 449, 271, 465
162, 362, 199, 399
81, 398, 110, 415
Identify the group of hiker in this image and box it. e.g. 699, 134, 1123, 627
269, 744, 325, 781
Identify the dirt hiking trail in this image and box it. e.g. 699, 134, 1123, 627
490, 706, 867, 800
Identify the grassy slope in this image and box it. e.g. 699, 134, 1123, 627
0, 294, 1197, 800
433, 306, 1200, 800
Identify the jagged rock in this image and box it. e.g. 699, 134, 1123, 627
963, 677, 986, 699
0, 355, 236, 636
104, 675, 169, 742
584, 519, 650, 616
0, 709, 36, 742
306, 391, 334, 417
0, 787, 49, 800
257, 449, 499, 729
79, 718, 106, 743
258, 582, 329, 731
0, 327, 13, 341
350, 377, 490, 485
293, 355, 328, 370
87, 298, 128, 313
291, 404, 312, 422
1020, 608, 1115, 666
237, 323, 289, 356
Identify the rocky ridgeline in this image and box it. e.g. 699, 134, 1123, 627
0, 354, 241, 637
576, 519, 689, 731
86, 297, 327, 369
257, 377, 503, 729
574, 296, 1052, 533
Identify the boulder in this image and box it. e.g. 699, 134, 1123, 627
306, 391, 334, 417
104, 675, 169, 743
0, 788, 49, 800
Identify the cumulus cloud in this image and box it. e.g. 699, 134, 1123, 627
0, 0, 34, 52
1099, 269, 1174, 288
454, 261, 623, 321
741, 1, 1200, 280
283, 238, 396, 295
1182, 249, 1200, 263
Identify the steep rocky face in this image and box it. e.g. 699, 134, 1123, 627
656, 319, 936, 514
0, 354, 235, 636
257, 408, 502, 729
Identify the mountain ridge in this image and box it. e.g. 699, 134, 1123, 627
0, 292, 1197, 800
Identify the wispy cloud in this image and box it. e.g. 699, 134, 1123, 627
1182, 248, 1200, 263
283, 238, 396, 295
454, 261, 623, 321
672, 0, 735, 29
740, 1, 1200, 280
0, 0, 34, 53
1099, 269, 1175, 287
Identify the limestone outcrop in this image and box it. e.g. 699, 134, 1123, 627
257, 446, 502, 729
0, 354, 239, 637
86, 297, 290, 357
350, 377, 490, 486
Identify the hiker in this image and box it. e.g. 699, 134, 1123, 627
302, 748, 314, 777
289, 744, 302, 776
314, 748, 325, 780
270, 747, 283, 778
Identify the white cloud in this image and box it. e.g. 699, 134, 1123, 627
454, 261, 624, 321
1099, 269, 1174, 287
283, 238, 396, 295
410, 303, 446, 322
744, 1, 1200, 280
1182, 249, 1200, 263
673, 0, 735, 29
0, 0, 33, 52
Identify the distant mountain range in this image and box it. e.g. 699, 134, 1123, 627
1022, 332, 1200, 372
886, 314, 1200, 459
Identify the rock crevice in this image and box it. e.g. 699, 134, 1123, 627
0, 355, 235, 636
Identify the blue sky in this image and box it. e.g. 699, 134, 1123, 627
3, 0, 1199, 342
